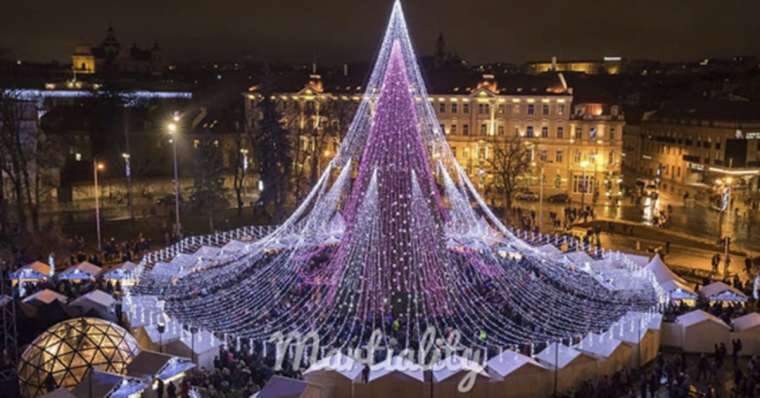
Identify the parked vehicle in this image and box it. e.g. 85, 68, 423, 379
547, 193, 570, 203
515, 191, 539, 201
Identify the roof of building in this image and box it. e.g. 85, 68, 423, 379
647, 100, 760, 123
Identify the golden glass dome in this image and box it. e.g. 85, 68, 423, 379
18, 317, 140, 397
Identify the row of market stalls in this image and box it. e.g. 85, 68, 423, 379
9, 260, 140, 287
21, 288, 117, 320
302, 311, 663, 398
644, 254, 749, 304
661, 310, 760, 354
7, 238, 250, 289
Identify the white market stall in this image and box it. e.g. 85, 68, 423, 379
9, 261, 51, 285
699, 281, 748, 304
164, 330, 221, 370
58, 261, 102, 282
68, 289, 116, 318
731, 313, 760, 355
486, 350, 550, 398
102, 261, 138, 287
21, 289, 68, 306
676, 310, 731, 353
535, 343, 597, 393
431, 355, 490, 398
303, 352, 364, 398
575, 333, 631, 377
354, 356, 428, 398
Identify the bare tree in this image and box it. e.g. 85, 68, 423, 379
484, 134, 531, 221
230, 132, 249, 215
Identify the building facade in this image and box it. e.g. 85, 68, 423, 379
244, 72, 625, 205
622, 101, 760, 207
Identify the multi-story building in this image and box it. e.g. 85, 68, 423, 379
623, 101, 760, 206
526, 56, 623, 75
244, 70, 625, 205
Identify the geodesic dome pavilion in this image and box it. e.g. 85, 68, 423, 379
17, 317, 140, 397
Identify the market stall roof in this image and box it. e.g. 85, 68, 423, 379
194, 245, 221, 259
536, 344, 590, 369
102, 261, 138, 280
22, 289, 68, 305
486, 350, 545, 378
9, 261, 51, 280
58, 261, 102, 280
304, 352, 364, 381
431, 355, 489, 382
676, 309, 731, 329
576, 333, 624, 358
72, 369, 146, 398
644, 254, 685, 284
70, 289, 116, 309
368, 355, 425, 382
731, 313, 760, 332
700, 281, 748, 302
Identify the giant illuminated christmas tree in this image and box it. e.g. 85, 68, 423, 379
129, 1, 658, 353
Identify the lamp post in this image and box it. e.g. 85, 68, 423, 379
93, 160, 105, 251
580, 159, 590, 207
167, 114, 182, 237
157, 319, 166, 353
718, 177, 733, 276
121, 153, 133, 221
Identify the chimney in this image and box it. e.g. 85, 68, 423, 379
343, 63, 349, 77
551, 56, 557, 71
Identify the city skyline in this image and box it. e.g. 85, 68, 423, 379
2, 0, 760, 64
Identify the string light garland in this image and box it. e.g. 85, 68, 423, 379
127, 0, 659, 359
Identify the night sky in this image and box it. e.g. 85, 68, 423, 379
2, 0, 760, 64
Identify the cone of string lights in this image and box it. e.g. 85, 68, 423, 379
127, 0, 659, 358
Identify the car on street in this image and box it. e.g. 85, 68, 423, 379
515, 191, 539, 201
547, 193, 570, 203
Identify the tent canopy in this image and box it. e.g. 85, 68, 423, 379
732, 313, 760, 332
700, 281, 748, 302
194, 246, 221, 259
431, 355, 489, 382
10, 261, 51, 280
676, 309, 731, 330
486, 350, 544, 378
368, 356, 425, 382
70, 290, 116, 308
535, 344, 587, 369
576, 333, 624, 358
102, 261, 138, 280
22, 289, 68, 305
59, 261, 102, 280
645, 254, 685, 284
304, 352, 364, 381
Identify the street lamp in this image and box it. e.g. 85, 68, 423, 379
121, 153, 133, 221
579, 159, 590, 207
93, 160, 105, 251
166, 115, 181, 237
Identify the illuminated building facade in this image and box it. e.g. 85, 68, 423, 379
526, 56, 623, 75
244, 71, 625, 204
623, 101, 760, 203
